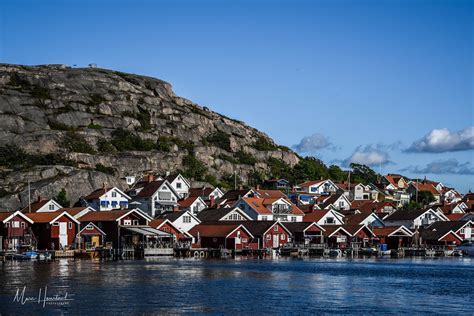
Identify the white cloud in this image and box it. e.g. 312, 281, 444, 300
401, 159, 474, 175
292, 133, 334, 153
341, 144, 392, 167
406, 126, 474, 153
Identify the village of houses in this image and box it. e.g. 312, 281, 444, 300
0, 172, 473, 260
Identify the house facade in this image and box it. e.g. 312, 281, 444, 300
84, 187, 131, 211
26, 211, 79, 250
131, 180, 180, 217
0, 211, 34, 251
236, 197, 304, 222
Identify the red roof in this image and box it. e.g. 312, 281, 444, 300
178, 196, 200, 208
446, 213, 465, 221
188, 187, 215, 198
20, 199, 51, 213
25, 211, 75, 223
136, 181, 165, 198
188, 223, 243, 238
303, 209, 331, 222
84, 187, 113, 200
255, 189, 287, 199
78, 210, 132, 222
410, 182, 440, 195
149, 218, 165, 228
299, 180, 325, 187
242, 197, 304, 215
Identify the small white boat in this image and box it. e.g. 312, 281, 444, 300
379, 250, 391, 256
457, 243, 474, 257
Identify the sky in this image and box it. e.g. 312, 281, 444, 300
1, 0, 473, 192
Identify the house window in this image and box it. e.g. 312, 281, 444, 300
460, 228, 465, 234
266, 234, 271, 240
326, 217, 334, 224
86, 224, 94, 230
133, 220, 139, 226
49, 204, 55, 211
12, 221, 20, 228
183, 216, 191, 223
262, 216, 268, 221
68, 222, 73, 229
291, 216, 297, 222
53, 222, 59, 226
5, 222, 9, 228
176, 182, 182, 189
124, 219, 132, 226
112, 192, 117, 198
280, 234, 285, 240
21, 222, 25, 228
162, 227, 168, 232
273, 226, 278, 232
242, 238, 248, 243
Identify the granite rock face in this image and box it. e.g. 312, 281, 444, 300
0, 64, 299, 209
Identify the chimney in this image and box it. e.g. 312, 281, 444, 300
341, 181, 345, 184
256, 185, 260, 190
309, 204, 314, 212
239, 185, 243, 190
320, 176, 324, 180
102, 182, 106, 190
210, 195, 215, 208
147, 175, 154, 183
37, 195, 42, 202
173, 205, 179, 212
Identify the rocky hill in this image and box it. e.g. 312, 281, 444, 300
0, 64, 299, 210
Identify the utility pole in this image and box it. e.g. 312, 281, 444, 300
28, 180, 31, 213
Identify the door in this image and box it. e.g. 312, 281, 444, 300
464, 227, 471, 239
59, 222, 68, 248
92, 236, 100, 247
273, 234, 279, 248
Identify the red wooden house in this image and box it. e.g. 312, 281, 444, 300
373, 226, 414, 249
77, 222, 107, 249
282, 222, 325, 245
77, 209, 152, 249
188, 223, 255, 250
149, 218, 192, 242
0, 211, 34, 251
321, 225, 353, 249
26, 211, 79, 250
243, 221, 292, 249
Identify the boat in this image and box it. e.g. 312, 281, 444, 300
23, 250, 39, 259
379, 250, 392, 256
457, 242, 474, 257
38, 252, 52, 260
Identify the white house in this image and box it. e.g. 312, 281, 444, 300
131, 180, 180, 218
84, 187, 131, 211
353, 183, 372, 201
384, 208, 447, 229
304, 209, 345, 225
318, 193, 351, 211
166, 174, 191, 199
160, 210, 200, 233
178, 196, 208, 215
236, 197, 304, 222
20, 197, 62, 213
298, 179, 339, 194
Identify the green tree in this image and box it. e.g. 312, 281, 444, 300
181, 154, 207, 181
55, 188, 70, 207
412, 190, 435, 206
349, 163, 381, 184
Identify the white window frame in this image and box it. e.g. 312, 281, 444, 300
124, 219, 132, 226
68, 222, 73, 229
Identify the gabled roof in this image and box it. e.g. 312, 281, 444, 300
420, 228, 462, 242
84, 187, 131, 200
197, 207, 252, 222
427, 220, 471, 234
446, 213, 465, 221
218, 189, 252, 203
242, 221, 292, 236
78, 209, 150, 222
149, 218, 193, 238
409, 182, 440, 195
282, 222, 325, 233
165, 173, 190, 187
320, 225, 352, 237
384, 208, 438, 221
79, 222, 107, 236
178, 196, 204, 209
303, 209, 342, 223
437, 203, 465, 215
26, 211, 79, 224
299, 180, 326, 187
319, 193, 349, 209
0, 211, 34, 224
188, 223, 254, 239
241, 197, 304, 216
136, 180, 165, 198
57, 207, 94, 218
384, 174, 408, 189
344, 210, 382, 225
159, 210, 201, 223
20, 198, 62, 213
254, 189, 288, 199
373, 225, 414, 237
342, 224, 376, 237
189, 187, 215, 198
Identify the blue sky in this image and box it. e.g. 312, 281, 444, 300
1, 0, 473, 192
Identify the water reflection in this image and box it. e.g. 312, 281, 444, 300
0, 257, 472, 314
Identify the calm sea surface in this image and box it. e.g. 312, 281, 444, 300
0, 257, 472, 315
